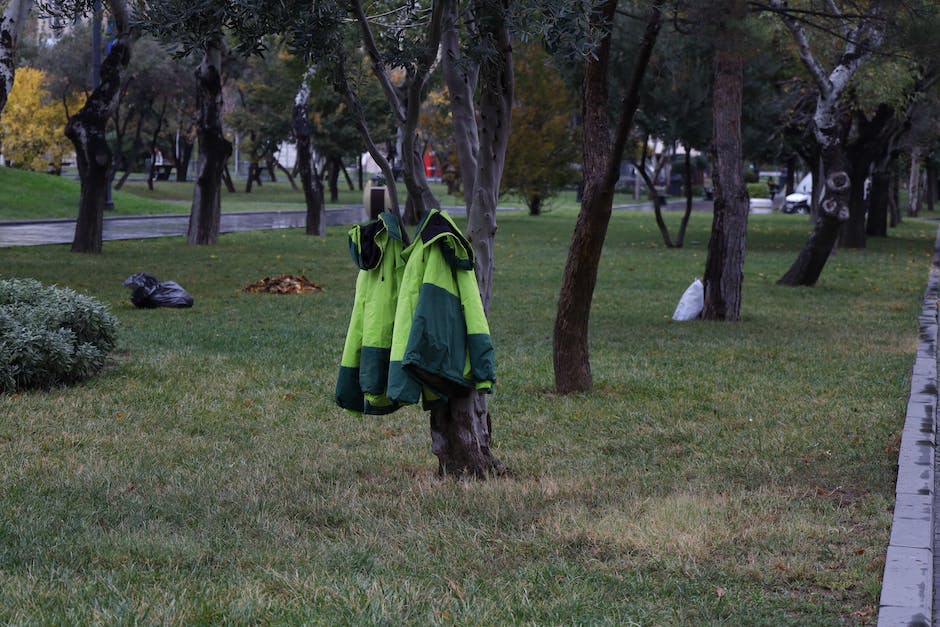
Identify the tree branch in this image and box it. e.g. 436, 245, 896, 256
605, 0, 662, 190
351, 0, 406, 124
769, 0, 831, 97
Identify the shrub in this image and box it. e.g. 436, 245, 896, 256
747, 182, 770, 199
0, 279, 118, 392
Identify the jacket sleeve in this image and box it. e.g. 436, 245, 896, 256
455, 264, 495, 389
335, 270, 366, 414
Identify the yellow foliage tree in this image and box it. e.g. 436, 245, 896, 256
500, 43, 581, 215
0, 67, 83, 173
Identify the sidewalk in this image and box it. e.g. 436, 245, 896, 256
0, 207, 369, 247
878, 225, 940, 626
0, 198, 720, 248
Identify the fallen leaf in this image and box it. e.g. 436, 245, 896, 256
242, 274, 324, 294
446, 578, 465, 601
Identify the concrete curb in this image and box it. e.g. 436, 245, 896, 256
878, 226, 940, 626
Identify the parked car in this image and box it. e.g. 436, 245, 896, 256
783, 174, 812, 214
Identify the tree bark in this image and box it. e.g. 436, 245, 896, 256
841, 104, 896, 247
908, 147, 922, 217
0, 0, 32, 114
778, 158, 851, 285
636, 162, 673, 247
292, 70, 326, 237
275, 161, 298, 190
67, 38, 131, 253
771, 0, 883, 285
326, 157, 340, 202
441, 0, 478, 214
927, 163, 936, 213
187, 45, 232, 246
867, 166, 889, 237
425, 0, 514, 479
675, 149, 694, 248
553, 1, 661, 394
702, 20, 748, 322
890, 165, 901, 227
222, 163, 236, 193
175, 131, 194, 182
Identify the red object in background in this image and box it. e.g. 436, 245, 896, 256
424, 149, 439, 178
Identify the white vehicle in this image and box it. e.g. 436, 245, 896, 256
783, 174, 812, 214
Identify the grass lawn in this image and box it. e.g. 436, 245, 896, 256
0, 207, 936, 623
0, 165, 661, 221
0, 167, 479, 220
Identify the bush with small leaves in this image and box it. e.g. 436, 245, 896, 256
0, 279, 118, 392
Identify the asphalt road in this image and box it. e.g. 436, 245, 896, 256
0, 199, 716, 248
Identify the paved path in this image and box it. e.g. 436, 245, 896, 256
0, 207, 368, 247
0, 199, 717, 248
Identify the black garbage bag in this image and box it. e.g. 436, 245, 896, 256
123, 273, 194, 308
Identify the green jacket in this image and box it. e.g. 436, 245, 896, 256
335, 212, 407, 415
387, 209, 495, 408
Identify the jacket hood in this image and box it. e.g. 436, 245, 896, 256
348, 212, 405, 270
407, 209, 474, 271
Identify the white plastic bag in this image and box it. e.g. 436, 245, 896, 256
672, 278, 703, 321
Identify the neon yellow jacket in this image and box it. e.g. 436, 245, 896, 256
335, 212, 407, 415
386, 209, 495, 408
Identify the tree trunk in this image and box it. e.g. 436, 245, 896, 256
327, 157, 340, 202
771, 0, 882, 283
528, 194, 542, 216
778, 151, 851, 285
187, 46, 232, 246
908, 147, 922, 217
636, 160, 674, 248
702, 27, 748, 321
553, 1, 661, 394
842, 104, 897, 247
785, 155, 796, 194
441, 0, 478, 213
265, 156, 277, 182
841, 164, 867, 247
867, 166, 889, 237
115, 169, 131, 189
175, 132, 194, 182
107, 78, 132, 197
674, 149, 694, 248
927, 162, 936, 212
275, 160, 298, 190
339, 160, 354, 191
0, 0, 31, 114
292, 72, 326, 237
246, 161, 262, 193
428, 0, 513, 479
67, 39, 131, 253
890, 165, 901, 227
399, 90, 440, 224
222, 164, 235, 193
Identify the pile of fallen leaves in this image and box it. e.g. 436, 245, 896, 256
241, 274, 325, 294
